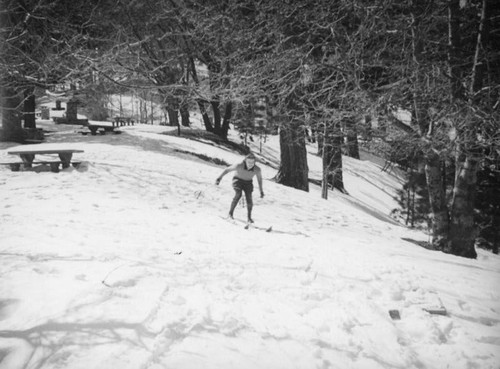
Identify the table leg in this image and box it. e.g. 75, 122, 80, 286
59, 153, 72, 168
20, 154, 35, 168
49, 162, 60, 172
10, 163, 21, 171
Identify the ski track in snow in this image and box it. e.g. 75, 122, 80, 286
0, 123, 499, 369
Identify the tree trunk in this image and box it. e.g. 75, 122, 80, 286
166, 96, 179, 127
203, 98, 231, 140
218, 100, 232, 140
316, 123, 325, 156
211, 98, 222, 132
150, 99, 154, 125
197, 100, 214, 132
443, 0, 487, 259
449, 151, 479, 258
1, 87, 24, 142
23, 89, 36, 129
343, 116, 360, 159
321, 121, 329, 199
322, 121, 346, 197
180, 100, 190, 127
411, 0, 452, 252
167, 107, 179, 127
448, 0, 465, 101
275, 119, 309, 191
469, 0, 488, 98
66, 99, 78, 124
424, 150, 450, 250
363, 115, 372, 141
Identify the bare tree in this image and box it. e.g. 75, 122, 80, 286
0, 0, 104, 141
373, 0, 500, 258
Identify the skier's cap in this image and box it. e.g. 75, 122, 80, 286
245, 153, 256, 160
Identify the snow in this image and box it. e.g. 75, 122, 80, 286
6, 143, 85, 155
0, 118, 499, 369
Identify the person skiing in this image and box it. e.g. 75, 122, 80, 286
216, 153, 264, 223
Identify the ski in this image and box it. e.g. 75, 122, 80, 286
220, 215, 272, 232
244, 220, 273, 232
220, 215, 237, 224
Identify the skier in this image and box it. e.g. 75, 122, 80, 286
216, 153, 264, 223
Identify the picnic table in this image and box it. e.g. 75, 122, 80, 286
85, 122, 118, 135
5, 144, 84, 172
78, 117, 135, 136
84, 118, 133, 135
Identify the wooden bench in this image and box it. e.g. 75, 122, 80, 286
5, 144, 84, 173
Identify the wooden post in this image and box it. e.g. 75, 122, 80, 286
150, 99, 154, 125
119, 93, 123, 117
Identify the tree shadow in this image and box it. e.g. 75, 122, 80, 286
401, 237, 433, 250
163, 129, 249, 155
0, 320, 156, 369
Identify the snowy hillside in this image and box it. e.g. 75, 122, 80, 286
0, 118, 499, 369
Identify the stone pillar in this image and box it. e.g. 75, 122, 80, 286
54, 100, 64, 110
41, 106, 50, 119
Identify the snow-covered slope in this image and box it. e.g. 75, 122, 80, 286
0, 121, 499, 369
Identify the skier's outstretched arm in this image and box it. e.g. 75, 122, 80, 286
215, 164, 237, 185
